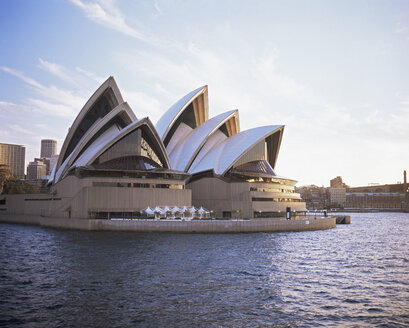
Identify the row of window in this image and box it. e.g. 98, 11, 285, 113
252, 197, 301, 202
250, 187, 294, 193
92, 182, 184, 189
253, 211, 306, 218
89, 211, 210, 220
24, 198, 62, 201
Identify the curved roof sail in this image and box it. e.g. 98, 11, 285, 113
155, 85, 209, 147
169, 110, 239, 172
56, 76, 124, 175
53, 102, 136, 183
189, 125, 284, 176
72, 117, 170, 171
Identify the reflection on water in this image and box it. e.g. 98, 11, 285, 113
0, 212, 408, 327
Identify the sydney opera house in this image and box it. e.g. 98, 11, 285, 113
4, 77, 306, 220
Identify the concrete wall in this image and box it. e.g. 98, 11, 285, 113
188, 177, 306, 219
0, 213, 336, 233
1, 175, 191, 219
87, 186, 191, 212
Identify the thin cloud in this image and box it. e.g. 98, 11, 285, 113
395, 23, 408, 33
0, 100, 17, 107
153, 0, 163, 17
69, 0, 156, 44
1, 67, 43, 89
7, 124, 34, 135
76, 66, 105, 84
38, 58, 76, 84
2, 66, 86, 119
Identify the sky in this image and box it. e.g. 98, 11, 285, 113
0, 0, 408, 187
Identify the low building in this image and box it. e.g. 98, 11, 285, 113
345, 192, 405, 210
27, 160, 47, 180
344, 171, 408, 211
329, 187, 346, 208
296, 185, 328, 210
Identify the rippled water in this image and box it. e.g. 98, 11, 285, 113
1, 212, 408, 327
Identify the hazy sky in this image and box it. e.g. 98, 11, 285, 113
0, 0, 408, 187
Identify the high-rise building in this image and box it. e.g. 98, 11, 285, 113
0, 143, 26, 179
41, 139, 57, 158
27, 160, 47, 180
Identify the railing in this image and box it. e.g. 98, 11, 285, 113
306, 210, 329, 217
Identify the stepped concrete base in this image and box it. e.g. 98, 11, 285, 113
0, 213, 335, 233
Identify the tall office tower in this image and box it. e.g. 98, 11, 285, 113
0, 143, 26, 179
27, 160, 47, 180
41, 139, 57, 158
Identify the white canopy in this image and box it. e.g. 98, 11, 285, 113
144, 207, 155, 215
171, 206, 181, 213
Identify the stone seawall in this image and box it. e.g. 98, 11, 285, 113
0, 213, 336, 233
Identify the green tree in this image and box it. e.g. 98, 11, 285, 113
0, 164, 10, 194
3, 177, 41, 194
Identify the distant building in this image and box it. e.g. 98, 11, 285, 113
27, 159, 47, 180
33, 157, 51, 176
0, 143, 25, 179
345, 171, 408, 211
330, 176, 348, 188
329, 187, 346, 207
297, 185, 328, 210
41, 139, 57, 158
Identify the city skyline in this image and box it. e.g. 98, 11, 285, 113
1, 0, 408, 187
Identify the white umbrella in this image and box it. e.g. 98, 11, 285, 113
180, 206, 188, 220
144, 207, 155, 216
153, 206, 162, 220
198, 206, 207, 219
186, 206, 196, 220
171, 206, 181, 219
171, 206, 181, 213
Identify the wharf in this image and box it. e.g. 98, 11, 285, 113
334, 215, 351, 224
0, 214, 336, 233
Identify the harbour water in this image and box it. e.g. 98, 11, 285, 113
1, 212, 408, 327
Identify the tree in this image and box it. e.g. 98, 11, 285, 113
2, 177, 41, 194
0, 164, 10, 194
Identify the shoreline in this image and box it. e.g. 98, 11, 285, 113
0, 213, 336, 233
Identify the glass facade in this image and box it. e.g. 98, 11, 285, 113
252, 197, 301, 202
92, 181, 184, 189
233, 160, 276, 176
94, 128, 164, 168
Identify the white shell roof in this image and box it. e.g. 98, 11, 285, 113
169, 110, 238, 172
189, 125, 284, 176
72, 117, 170, 170
56, 76, 124, 175
155, 85, 207, 141
52, 102, 137, 183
